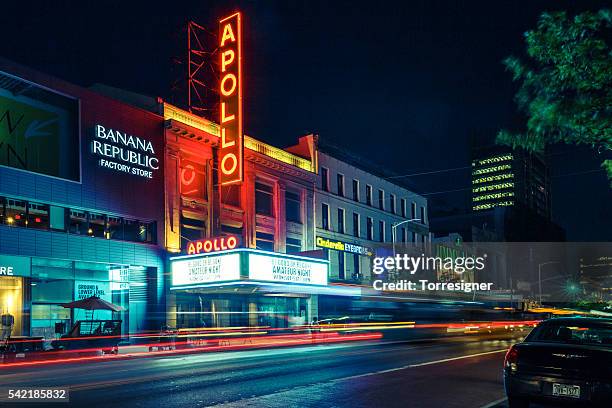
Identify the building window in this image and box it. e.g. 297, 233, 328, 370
26, 202, 50, 230
411, 202, 417, 219
413, 232, 418, 243
1, 195, 155, 244
352, 179, 359, 202
389, 194, 396, 214
366, 185, 373, 206
322, 203, 330, 230
221, 185, 240, 207
124, 219, 155, 244
401, 198, 407, 218
256, 232, 275, 251
69, 209, 88, 235
337, 173, 345, 197
285, 191, 301, 223
366, 217, 373, 240
338, 252, 345, 280
379, 220, 385, 242
255, 182, 274, 216
420, 206, 426, 224
401, 227, 406, 242
4, 198, 26, 227
378, 189, 384, 210
352, 212, 360, 237
353, 254, 360, 279
221, 224, 243, 236
286, 237, 302, 253
321, 167, 329, 191
337, 208, 345, 234
180, 214, 205, 249
107, 215, 123, 240
88, 212, 106, 238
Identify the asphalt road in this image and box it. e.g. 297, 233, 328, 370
0, 332, 527, 408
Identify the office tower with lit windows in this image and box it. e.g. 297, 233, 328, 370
472, 146, 551, 219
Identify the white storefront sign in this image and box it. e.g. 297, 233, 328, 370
171, 253, 240, 286
91, 124, 159, 179
74, 280, 112, 320
109, 266, 130, 291
248, 254, 328, 286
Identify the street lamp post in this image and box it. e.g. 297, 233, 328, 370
391, 218, 421, 256
390, 218, 421, 281
538, 261, 561, 305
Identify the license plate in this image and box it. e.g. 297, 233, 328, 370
552, 383, 580, 399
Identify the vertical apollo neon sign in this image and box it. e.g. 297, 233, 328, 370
218, 12, 243, 185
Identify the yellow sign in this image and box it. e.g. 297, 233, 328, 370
316, 237, 373, 257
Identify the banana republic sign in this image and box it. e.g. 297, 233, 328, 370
91, 124, 159, 179
218, 12, 243, 186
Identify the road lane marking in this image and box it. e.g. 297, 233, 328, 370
333, 349, 507, 381
408, 349, 507, 367
479, 396, 507, 408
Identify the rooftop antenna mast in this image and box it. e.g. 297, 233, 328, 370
187, 20, 218, 119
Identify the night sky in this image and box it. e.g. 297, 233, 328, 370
1, 0, 610, 241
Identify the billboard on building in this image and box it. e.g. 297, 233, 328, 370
218, 12, 243, 185
0, 71, 79, 181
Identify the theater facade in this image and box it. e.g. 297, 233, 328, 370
162, 104, 357, 329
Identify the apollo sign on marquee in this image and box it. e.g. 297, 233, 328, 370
186, 235, 238, 255
218, 12, 243, 185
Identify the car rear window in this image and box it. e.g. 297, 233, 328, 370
527, 321, 612, 347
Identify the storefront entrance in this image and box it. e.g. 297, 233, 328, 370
172, 291, 310, 329
0, 276, 23, 337
0, 255, 156, 339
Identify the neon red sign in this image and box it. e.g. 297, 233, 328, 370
187, 235, 238, 255
218, 12, 243, 186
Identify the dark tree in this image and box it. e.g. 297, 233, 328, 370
498, 10, 612, 186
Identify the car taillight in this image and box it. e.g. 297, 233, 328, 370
504, 346, 519, 372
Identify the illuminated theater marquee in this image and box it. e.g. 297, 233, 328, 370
170, 250, 329, 288
92, 124, 159, 179
218, 12, 243, 185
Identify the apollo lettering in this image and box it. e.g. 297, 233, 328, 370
218, 13, 243, 185
187, 236, 238, 255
